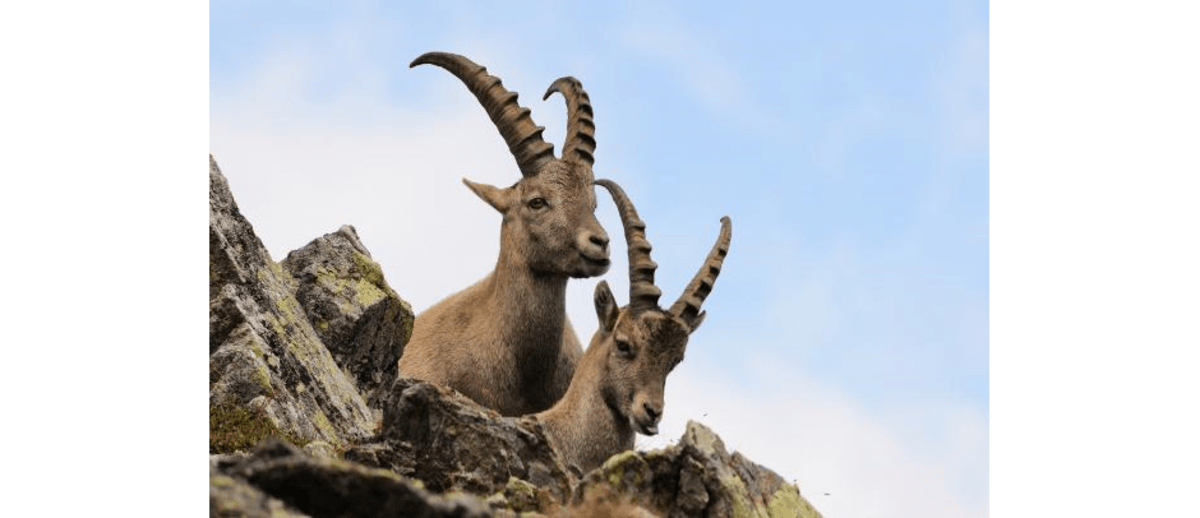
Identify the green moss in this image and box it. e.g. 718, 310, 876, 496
353, 278, 386, 306
719, 472, 763, 518
768, 485, 821, 518
351, 251, 385, 285
506, 477, 538, 499
599, 450, 649, 491
263, 313, 287, 341
210, 401, 303, 454
311, 410, 339, 445
254, 362, 273, 392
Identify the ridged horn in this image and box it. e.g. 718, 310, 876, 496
411, 52, 555, 178
669, 216, 732, 328
595, 179, 661, 310
543, 76, 596, 167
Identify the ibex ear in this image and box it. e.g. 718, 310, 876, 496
687, 311, 706, 333
594, 281, 619, 332
463, 178, 511, 213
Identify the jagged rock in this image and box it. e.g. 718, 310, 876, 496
281, 225, 414, 408
208, 156, 823, 518
210, 464, 308, 517
572, 421, 823, 518
215, 438, 491, 518
210, 156, 375, 450
347, 378, 574, 511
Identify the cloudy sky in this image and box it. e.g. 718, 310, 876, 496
211, 2, 988, 516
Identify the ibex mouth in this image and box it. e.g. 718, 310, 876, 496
632, 414, 660, 436
579, 253, 611, 269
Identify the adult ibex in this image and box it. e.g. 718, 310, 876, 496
399, 52, 611, 416
537, 179, 732, 473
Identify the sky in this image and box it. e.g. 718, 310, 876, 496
210, 2, 989, 517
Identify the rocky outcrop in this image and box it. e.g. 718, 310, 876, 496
281, 225, 414, 408
214, 439, 491, 518
571, 421, 823, 518
210, 156, 395, 449
347, 378, 574, 507
209, 156, 822, 517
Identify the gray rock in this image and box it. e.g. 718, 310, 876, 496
217, 438, 492, 518
210, 156, 375, 450
210, 464, 309, 518
348, 378, 574, 510
572, 421, 824, 518
208, 155, 822, 518
281, 225, 414, 409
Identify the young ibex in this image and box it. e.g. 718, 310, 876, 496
399, 52, 611, 416
537, 179, 732, 474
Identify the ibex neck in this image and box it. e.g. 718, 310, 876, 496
538, 345, 635, 472
486, 257, 568, 339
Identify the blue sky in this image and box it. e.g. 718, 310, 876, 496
211, 1, 988, 516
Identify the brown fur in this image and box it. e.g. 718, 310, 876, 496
399, 54, 610, 416
537, 180, 732, 474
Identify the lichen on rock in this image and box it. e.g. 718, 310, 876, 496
209, 156, 377, 451
280, 224, 414, 408
208, 155, 822, 518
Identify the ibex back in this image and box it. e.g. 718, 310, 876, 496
399, 52, 610, 416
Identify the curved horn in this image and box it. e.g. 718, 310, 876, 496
543, 76, 596, 167
669, 216, 732, 328
595, 179, 661, 310
411, 52, 555, 178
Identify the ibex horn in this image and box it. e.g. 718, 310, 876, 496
544, 77, 596, 167
411, 52, 555, 178
669, 216, 732, 329
595, 179, 661, 310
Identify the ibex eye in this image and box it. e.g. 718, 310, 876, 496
528, 198, 548, 209
616, 340, 632, 355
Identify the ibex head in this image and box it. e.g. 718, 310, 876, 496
591, 179, 732, 436
411, 52, 610, 278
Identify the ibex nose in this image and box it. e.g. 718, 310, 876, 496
589, 233, 609, 251
643, 402, 662, 422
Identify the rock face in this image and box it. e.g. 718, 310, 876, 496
210, 156, 401, 449
209, 156, 822, 517
347, 378, 574, 506
213, 439, 491, 518
571, 421, 824, 518
281, 225, 414, 408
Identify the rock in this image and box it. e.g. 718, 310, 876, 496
215, 438, 492, 518
347, 378, 574, 511
210, 465, 308, 517
208, 155, 823, 518
210, 156, 375, 450
572, 421, 824, 518
281, 225, 414, 408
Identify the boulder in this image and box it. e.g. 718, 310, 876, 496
571, 421, 824, 518
209, 156, 375, 450
213, 438, 491, 518
281, 224, 414, 408
347, 378, 574, 512
210, 463, 308, 518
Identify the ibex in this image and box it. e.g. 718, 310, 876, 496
537, 179, 732, 474
399, 52, 611, 416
